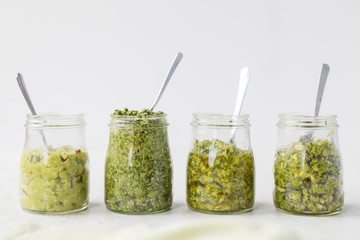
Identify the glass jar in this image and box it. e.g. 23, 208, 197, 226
186, 113, 255, 214
274, 113, 344, 216
105, 113, 172, 214
20, 113, 89, 214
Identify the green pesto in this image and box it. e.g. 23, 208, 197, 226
105, 108, 172, 214
274, 139, 343, 215
20, 146, 89, 213
113, 108, 164, 116
187, 139, 254, 213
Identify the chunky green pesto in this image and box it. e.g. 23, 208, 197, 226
113, 108, 164, 116
187, 139, 254, 213
105, 108, 172, 214
20, 146, 89, 213
274, 139, 343, 215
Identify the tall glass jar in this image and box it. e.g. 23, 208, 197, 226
274, 113, 344, 216
105, 113, 172, 214
186, 113, 255, 214
20, 113, 89, 214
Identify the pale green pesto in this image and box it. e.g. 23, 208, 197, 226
105, 108, 172, 214
187, 139, 254, 213
274, 139, 343, 215
20, 146, 89, 213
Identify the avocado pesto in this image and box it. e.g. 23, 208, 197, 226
274, 139, 343, 214
20, 146, 89, 213
105, 108, 172, 214
187, 139, 254, 213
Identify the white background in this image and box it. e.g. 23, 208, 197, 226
1, 0, 360, 239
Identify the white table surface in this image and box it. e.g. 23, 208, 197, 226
1, 148, 359, 240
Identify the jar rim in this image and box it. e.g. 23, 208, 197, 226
278, 112, 338, 128
27, 112, 85, 119
278, 112, 337, 120
109, 113, 168, 128
110, 113, 167, 120
26, 112, 86, 128
193, 112, 249, 119
192, 112, 250, 127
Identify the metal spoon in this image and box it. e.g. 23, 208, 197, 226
150, 52, 183, 111
300, 64, 330, 143
17, 73, 48, 150
315, 64, 330, 117
230, 67, 250, 142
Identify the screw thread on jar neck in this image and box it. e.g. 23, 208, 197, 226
277, 113, 338, 129
26, 113, 86, 128
109, 114, 169, 127
191, 113, 250, 128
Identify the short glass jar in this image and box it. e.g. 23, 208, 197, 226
186, 113, 255, 214
104, 113, 172, 214
20, 113, 89, 214
274, 113, 344, 216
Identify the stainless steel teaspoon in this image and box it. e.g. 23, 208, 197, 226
230, 67, 250, 142
17, 73, 48, 150
150, 52, 183, 111
301, 64, 330, 143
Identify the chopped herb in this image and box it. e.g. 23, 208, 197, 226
274, 139, 343, 214
113, 108, 164, 116
105, 108, 172, 214
187, 139, 254, 213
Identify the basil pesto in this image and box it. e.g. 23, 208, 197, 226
274, 139, 343, 215
105, 108, 172, 214
20, 146, 89, 213
187, 139, 254, 213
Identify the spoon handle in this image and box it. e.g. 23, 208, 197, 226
16, 73, 48, 150
17, 73, 37, 115
150, 52, 183, 111
233, 67, 250, 115
231, 67, 250, 142
315, 64, 330, 117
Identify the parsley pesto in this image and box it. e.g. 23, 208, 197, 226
274, 139, 343, 215
20, 146, 89, 213
187, 139, 254, 213
105, 108, 172, 214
